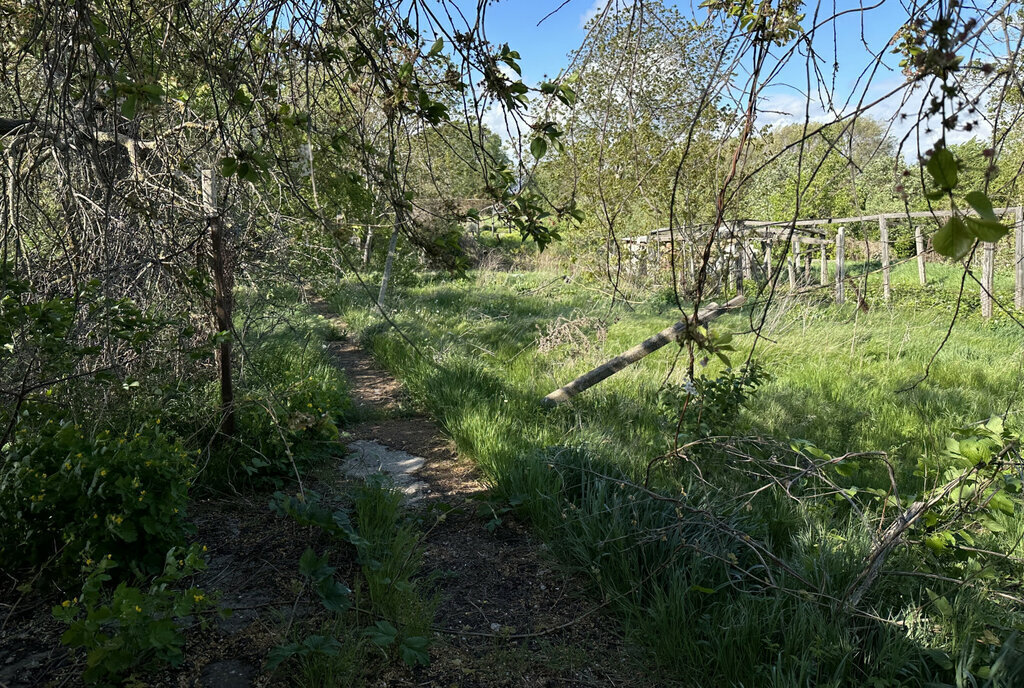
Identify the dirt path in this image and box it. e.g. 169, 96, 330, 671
0, 309, 653, 688
319, 311, 647, 687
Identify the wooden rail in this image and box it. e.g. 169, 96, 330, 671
620, 207, 1024, 318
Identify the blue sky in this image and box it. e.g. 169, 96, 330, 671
464, 1, 1001, 154
471, 1, 912, 99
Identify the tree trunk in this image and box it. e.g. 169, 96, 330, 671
378, 224, 399, 308
203, 169, 235, 437
542, 296, 745, 406
362, 225, 374, 265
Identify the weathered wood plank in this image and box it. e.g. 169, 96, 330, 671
879, 216, 891, 302
835, 227, 846, 305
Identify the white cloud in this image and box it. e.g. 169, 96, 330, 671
754, 77, 995, 163
579, 0, 633, 30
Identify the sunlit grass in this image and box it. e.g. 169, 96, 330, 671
327, 266, 1024, 684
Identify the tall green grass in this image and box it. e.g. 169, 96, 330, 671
328, 268, 1024, 686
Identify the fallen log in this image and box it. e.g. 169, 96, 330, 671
541, 296, 746, 406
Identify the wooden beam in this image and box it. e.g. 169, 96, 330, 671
915, 225, 927, 286
788, 240, 797, 290
819, 245, 827, 286
541, 297, 746, 406
836, 227, 846, 305
734, 244, 744, 297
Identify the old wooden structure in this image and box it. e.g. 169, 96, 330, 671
622, 207, 1024, 317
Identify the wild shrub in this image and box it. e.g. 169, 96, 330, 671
657, 362, 768, 441
0, 414, 195, 578
52, 545, 214, 684
210, 317, 352, 485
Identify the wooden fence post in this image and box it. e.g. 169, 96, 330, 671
742, 241, 752, 280
982, 242, 995, 318
820, 244, 827, 286
1016, 206, 1023, 310
765, 241, 772, 274
788, 239, 796, 290
203, 168, 236, 437
915, 224, 927, 285
733, 242, 744, 297
836, 226, 846, 305
879, 215, 891, 302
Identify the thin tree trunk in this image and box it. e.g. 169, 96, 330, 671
204, 169, 235, 437
542, 296, 745, 406
378, 224, 399, 308
362, 225, 374, 265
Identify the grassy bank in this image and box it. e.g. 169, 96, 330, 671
329, 267, 1024, 686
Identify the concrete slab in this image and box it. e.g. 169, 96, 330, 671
342, 440, 428, 502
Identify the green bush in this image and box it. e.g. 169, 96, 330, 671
52, 544, 214, 684
1, 414, 195, 577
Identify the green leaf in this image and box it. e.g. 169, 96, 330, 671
302, 635, 342, 656
965, 190, 998, 221
363, 620, 397, 648
926, 649, 954, 671
121, 94, 138, 119
266, 642, 302, 670
926, 588, 954, 616
220, 157, 238, 178
231, 87, 252, 109
926, 147, 958, 191
924, 531, 956, 554
932, 216, 973, 260
298, 548, 332, 579
985, 416, 1005, 435
530, 137, 547, 160
965, 217, 1009, 243
400, 636, 430, 667
315, 577, 351, 612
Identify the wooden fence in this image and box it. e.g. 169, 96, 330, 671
622, 207, 1024, 317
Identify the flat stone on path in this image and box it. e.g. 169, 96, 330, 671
342, 439, 428, 502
